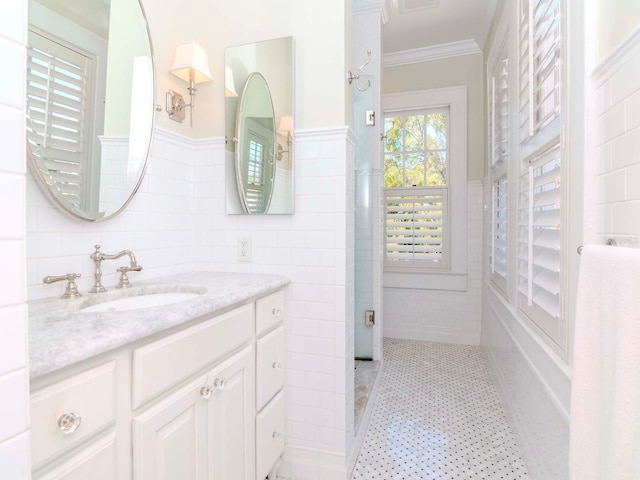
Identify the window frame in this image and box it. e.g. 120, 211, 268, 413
383, 86, 467, 289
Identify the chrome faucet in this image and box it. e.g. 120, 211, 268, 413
89, 245, 143, 292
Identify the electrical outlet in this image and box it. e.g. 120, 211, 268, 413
238, 237, 251, 262
365, 310, 375, 326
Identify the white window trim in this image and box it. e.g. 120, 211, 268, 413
383, 86, 468, 290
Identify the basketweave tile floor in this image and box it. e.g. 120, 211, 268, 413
351, 338, 529, 480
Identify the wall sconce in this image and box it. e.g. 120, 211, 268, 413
225, 66, 238, 97
276, 115, 293, 161
166, 41, 212, 126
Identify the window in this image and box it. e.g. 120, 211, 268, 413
383, 87, 467, 288
384, 110, 449, 270
516, 0, 564, 351
517, 144, 562, 345
519, 0, 561, 142
26, 30, 94, 210
488, 34, 510, 294
244, 134, 269, 212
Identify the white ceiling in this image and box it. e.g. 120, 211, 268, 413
382, 0, 497, 65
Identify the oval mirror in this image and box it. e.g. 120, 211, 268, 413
26, 0, 155, 222
235, 72, 277, 214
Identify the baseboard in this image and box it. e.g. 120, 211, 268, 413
278, 445, 347, 480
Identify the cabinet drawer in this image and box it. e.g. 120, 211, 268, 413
31, 361, 116, 468
35, 432, 117, 480
255, 290, 284, 336
256, 390, 285, 480
132, 303, 253, 408
256, 326, 285, 411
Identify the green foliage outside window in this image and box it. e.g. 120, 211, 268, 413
384, 112, 448, 188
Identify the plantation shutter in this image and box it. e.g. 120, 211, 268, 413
385, 187, 448, 269
519, 0, 560, 141
26, 31, 93, 209
245, 138, 266, 212
490, 52, 509, 167
492, 175, 508, 282
517, 144, 561, 341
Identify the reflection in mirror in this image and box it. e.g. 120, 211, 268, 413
235, 73, 276, 214
225, 36, 294, 214
26, 0, 155, 222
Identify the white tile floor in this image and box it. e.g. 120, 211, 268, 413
351, 338, 529, 480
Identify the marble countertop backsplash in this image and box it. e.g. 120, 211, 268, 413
29, 271, 289, 378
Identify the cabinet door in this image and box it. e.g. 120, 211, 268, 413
207, 346, 255, 480
132, 375, 208, 480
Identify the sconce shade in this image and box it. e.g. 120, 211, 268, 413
277, 115, 293, 135
225, 66, 238, 97
170, 41, 213, 84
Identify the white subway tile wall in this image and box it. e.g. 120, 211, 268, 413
382, 181, 484, 345
594, 31, 640, 239
26, 126, 356, 479
0, 0, 29, 477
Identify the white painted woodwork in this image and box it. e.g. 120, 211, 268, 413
30, 361, 116, 468
132, 303, 253, 408
207, 346, 255, 480
132, 371, 208, 480
255, 290, 284, 336
255, 390, 285, 480
256, 326, 285, 411
36, 433, 117, 480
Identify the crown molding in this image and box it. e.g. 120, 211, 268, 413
384, 39, 481, 67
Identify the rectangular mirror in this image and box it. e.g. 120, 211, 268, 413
225, 36, 294, 214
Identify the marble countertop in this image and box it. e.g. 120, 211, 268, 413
29, 271, 289, 379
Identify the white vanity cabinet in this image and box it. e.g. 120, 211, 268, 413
30, 285, 286, 480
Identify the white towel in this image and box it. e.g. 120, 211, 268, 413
570, 245, 640, 480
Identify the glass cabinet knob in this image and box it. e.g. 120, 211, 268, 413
57, 412, 82, 435
200, 385, 214, 399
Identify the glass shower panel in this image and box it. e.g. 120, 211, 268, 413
354, 74, 374, 360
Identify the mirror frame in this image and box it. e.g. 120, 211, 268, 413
26, 0, 156, 223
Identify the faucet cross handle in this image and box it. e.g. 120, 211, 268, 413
116, 264, 143, 289
43, 273, 82, 299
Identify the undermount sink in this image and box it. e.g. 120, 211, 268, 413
78, 289, 205, 313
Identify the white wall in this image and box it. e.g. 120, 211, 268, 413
595, 0, 640, 64
0, 0, 30, 478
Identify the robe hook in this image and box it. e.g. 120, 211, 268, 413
347, 49, 372, 92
